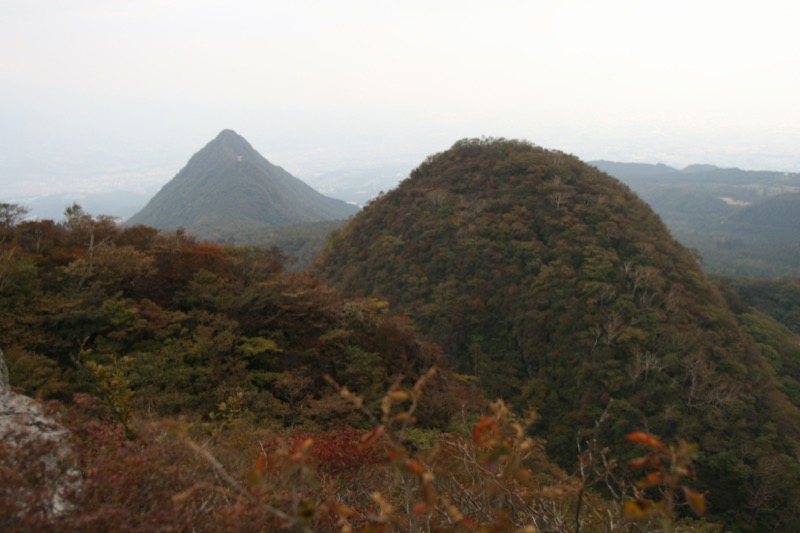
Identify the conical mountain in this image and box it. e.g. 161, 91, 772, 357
127, 130, 359, 231
316, 138, 800, 529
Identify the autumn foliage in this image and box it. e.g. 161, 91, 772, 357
3, 137, 800, 533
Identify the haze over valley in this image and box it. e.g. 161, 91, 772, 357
3, 1, 799, 220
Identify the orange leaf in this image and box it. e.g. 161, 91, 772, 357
329, 502, 358, 518
246, 456, 268, 488
404, 459, 425, 476
290, 438, 314, 461
472, 416, 500, 448
636, 472, 664, 489
459, 518, 477, 529
627, 454, 656, 471
682, 486, 707, 516
626, 431, 667, 450
359, 426, 384, 450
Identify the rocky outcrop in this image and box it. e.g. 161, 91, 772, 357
0, 347, 79, 520
0, 348, 8, 395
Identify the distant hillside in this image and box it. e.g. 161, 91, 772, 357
206, 218, 351, 271
589, 160, 679, 180
726, 191, 800, 236
127, 130, 359, 233
317, 138, 800, 530
593, 161, 800, 191
592, 160, 800, 277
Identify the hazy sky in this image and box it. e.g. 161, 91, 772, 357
2, 0, 799, 198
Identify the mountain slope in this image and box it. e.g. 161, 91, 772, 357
316, 138, 800, 530
127, 130, 359, 231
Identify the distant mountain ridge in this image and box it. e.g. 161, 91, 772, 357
591, 160, 800, 190
592, 159, 800, 277
127, 130, 359, 232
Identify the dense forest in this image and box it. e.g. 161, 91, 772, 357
2, 139, 800, 532
0, 202, 479, 531
316, 139, 800, 531
718, 276, 800, 335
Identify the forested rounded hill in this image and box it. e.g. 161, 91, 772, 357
316, 138, 800, 530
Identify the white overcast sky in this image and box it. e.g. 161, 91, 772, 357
2, 0, 799, 196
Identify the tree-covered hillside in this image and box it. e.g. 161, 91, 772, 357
3, 201, 718, 532
719, 276, 800, 335
317, 138, 800, 530
0, 204, 454, 428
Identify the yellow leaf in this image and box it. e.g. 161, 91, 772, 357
623, 500, 654, 521
388, 390, 410, 402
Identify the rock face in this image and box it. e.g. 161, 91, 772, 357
0, 347, 79, 519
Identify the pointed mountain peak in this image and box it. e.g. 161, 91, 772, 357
213, 129, 248, 145
126, 130, 359, 232
202, 129, 258, 162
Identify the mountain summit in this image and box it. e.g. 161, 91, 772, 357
127, 130, 359, 231
317, 138, 800, 527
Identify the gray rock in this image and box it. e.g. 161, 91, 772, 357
0, 345, 9, 394
0, 347, 80, 519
